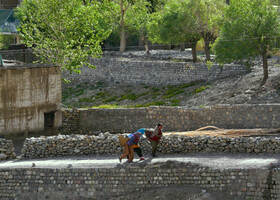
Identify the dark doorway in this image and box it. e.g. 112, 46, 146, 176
44, 112, 55, 130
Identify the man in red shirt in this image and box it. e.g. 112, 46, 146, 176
149, 123, 163, 157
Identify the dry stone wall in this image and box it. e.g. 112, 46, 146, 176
20, 133, 280, 159
0, 162, 278, 200
0, 138, 15, 160
63, 57, 248, 85
61, 104, 280, 134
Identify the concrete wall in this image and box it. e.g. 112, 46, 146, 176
0, 64, 62, 137
64, 58, 248, 85
0, 163, 278, 199
61, 104, 280, 134
0, 0, 19, 9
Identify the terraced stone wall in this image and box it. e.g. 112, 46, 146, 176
0, 138, 15, 160
0, 162, 278, 200
61, 104, 280, 134
63, 58, 248, 85
20, 133, 280, 159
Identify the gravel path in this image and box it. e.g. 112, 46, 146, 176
1, 153, 279, 169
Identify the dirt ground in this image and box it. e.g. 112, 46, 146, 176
62, 50, 280, 108
165, 126, 280, 138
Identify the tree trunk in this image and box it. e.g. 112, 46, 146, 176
180, 43, 185, 51
120, 29, 126, 53
190, 42, 197, 62
204, 39, 211, 61
167, 44, 172, 50
119, 1, 126, 53
261, 52, 268, 85
144, 38, 150, 55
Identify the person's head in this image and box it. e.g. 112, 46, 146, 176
157, 123, 163, 130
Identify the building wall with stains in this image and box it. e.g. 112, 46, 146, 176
0, 64, 61, 137
0, 0, 19, 9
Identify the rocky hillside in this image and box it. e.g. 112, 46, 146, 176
62, 50, 280, 108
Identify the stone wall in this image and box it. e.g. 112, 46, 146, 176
20, 133, 280, 159
0, 64, 62, 137
63, 57, 248, 85
1, 49, 38, 64
0, 138, 15, 160
0, 162, 278, 199
61, 104, 280, 134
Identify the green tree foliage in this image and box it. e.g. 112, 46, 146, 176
190, 0, 226, 61
147, 0, 201, 62
213, 0, 280, 84
0, 34, 14, 49
111, 0, 151, 53
16, 0, 113, 73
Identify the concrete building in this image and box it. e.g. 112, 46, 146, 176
0, 0, 19, 9
0, 63, 62, 138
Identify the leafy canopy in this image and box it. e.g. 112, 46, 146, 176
213, 0, 280, 64
16, 0, 113, 73
109, 0, 151, 43
190, 0, 225, 37
147, 0, 200, 45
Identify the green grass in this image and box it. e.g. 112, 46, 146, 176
104, 96, 118, 102
62, 87, 85, 100
63, 81, 211, 108
179, 82, 199, 89
193, 84, 212, 94
170, 99, 180, 106
91, 104, 120, 109
151, 87, 160, 92
78, 97, 95, 103
162, 85, 184, 98
118, 93, 138, 101
95, 92, 109, 99
135, 101, 166, 107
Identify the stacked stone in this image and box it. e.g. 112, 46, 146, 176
61, 109, 81, 135
20, 133, 122, 159
0, 163, 275, 199
158, 135, 280, 154
20, 133, 280, 159
0, 138, 16, 159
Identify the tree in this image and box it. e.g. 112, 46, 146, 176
0, 34, 14, 49
213, 0, 280, 84
111, 0, 151, 53
147, 0, 201, 62
190, 0, 226, 61
16, 0, 113, 73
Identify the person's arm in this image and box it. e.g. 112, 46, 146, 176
158, 131, 162, 138
150, 128, 157, 138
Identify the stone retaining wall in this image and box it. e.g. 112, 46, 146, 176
1, 49, 37, 64
20, 133, 280, 159
61, 104, 280, 134
0, 138, 15, 160
0, 162, 278, 199
63, 57, 248, 85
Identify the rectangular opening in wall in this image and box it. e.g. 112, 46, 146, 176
44, 112, 55, 130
